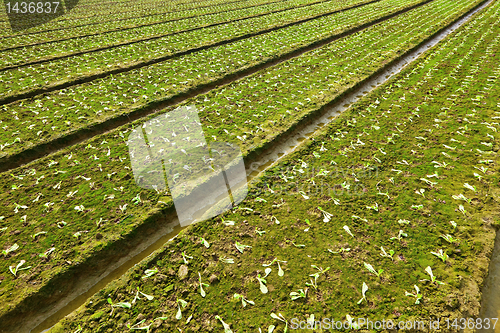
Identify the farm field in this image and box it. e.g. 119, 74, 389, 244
0, 0, 499, 332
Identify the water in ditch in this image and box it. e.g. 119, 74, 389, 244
35, 0, 497, 331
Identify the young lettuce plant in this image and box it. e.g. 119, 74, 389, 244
363, 262, 383, 278
235, 241, 252, 253
317, 207, 333, 222
343, 225, 355, 238
198, 272, 209, 297
365, 202, 379, 212
290, 288, 307, 300
256, 274, 268, 294
200, 237, 210, 248
405, 285, 422, 304
440, 234, 459, 244
107, 298, 132, 316
141, 267, 158, 279
306, 265, 330, 290
219, 256, 235, 264
2, 243, 19, 257
132, 287, 154, 303
262, 258, 286, 277
181, 252, 193, 265
175, 299, 188, 320
126, 319, 152, 332
328, 247, 350, 255
430, 249, 448, 262
420, 266, 445, 285
9, 260, 31, 277
379, 246, 395, 261
390, 230, 407, 242
215, 315, 233, 333
233, 293, 255, 307
357, 282, 368, 304
271, 313, 288, 332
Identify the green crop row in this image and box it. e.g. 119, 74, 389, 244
0, 0, 403, 103
0, 0, 246, 35
0, 0, 316, 50
0, 0, 485, 321
0, 0, 458, 159
0, 0, 366, 68
48, 2, 500, 331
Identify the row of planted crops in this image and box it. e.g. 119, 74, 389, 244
45, 0, 500, 331
0, 0, 498, 331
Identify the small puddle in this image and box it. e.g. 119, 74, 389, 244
32, 0, 496, 331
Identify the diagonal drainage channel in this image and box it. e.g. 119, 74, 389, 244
33, 0, 495, 332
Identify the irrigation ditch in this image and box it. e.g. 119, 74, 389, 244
0, 0, 492, 331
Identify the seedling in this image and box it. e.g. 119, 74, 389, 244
405, 285, 422, 304
290, 288, 307, 300
365, 202, 379, 212
398, 219, 410, 225
458, 204, 467, 216
126, 319, 152, 332
364, 262, 383, 278
271, 313, 289, 332
132, 287, 154, 303
3, 243, 19, 257
343, 225, 355, 238
317, 206, 333, 222
299, 191, 309, 200
328, 247, 350, 254
292, 242, 305, 248
306, 265, 330, 290
420, 266, 445, 285
39, 247, 55, 258
411, 204, 423, 210
255, 229, 266, 236
197, 272, 209, 297
141, 268, 158, 279
452, 193, 471, 204
9, 260, 31, 277
131, 194, 141, 205
219, 256, 235, 264
431, 249, 448, 262
221, 217, 235, 226
271, 216, 280, 225
235, 241, 252, 253
415, 189, 425, 197
200, 237, 210, 248
262, 258, 286, 277
233, 293, 255, 307
107, 298, 131, 316
256, 274, 268, 293
180, 252, 193, 265
214, 315, 233, 333
420, 178, 437, 187
463, 183, 477, 192
440, 234, 458, 244
357, 282, 368, 304
450, 221, 457, 231
380, 246, 395, 261
175, 299, 188, 320
390, 230, 407, 242
351, 215, 368, 223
